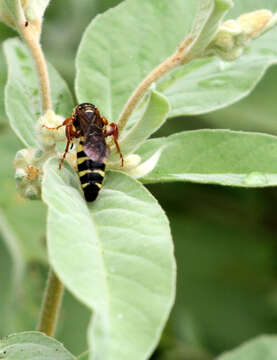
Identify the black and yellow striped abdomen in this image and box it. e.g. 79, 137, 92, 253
77, 139, 105, 202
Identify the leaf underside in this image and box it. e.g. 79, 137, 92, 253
42, 159, 176, 360
135, 130, 277, 188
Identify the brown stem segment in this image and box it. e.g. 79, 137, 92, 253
117, 43, 191, 133
18, 25, 52, 112
37, 268, 64, 336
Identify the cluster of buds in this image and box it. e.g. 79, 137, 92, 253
14, 147, 45, 200
13, 110, 70, 200
14, 110, 79, 200
205, 10, 277, 61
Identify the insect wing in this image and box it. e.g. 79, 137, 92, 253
83, 123, 108, 162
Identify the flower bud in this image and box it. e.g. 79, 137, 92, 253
123, 149, 163, 179
15, 167, 28, 182
14, 147, 51, 200
36, 109, 66, 149
24, 184, 40, 200
238, 10, 273, 40
205, 9, 277, 61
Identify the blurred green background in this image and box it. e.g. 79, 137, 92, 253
1, 1, 277, 359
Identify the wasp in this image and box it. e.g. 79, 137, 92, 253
44, 103, 123, 202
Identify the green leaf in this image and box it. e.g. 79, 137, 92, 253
0, 209, 25, 331
0, 332, 75, 359
0, 23, 15, 122
75, 0, 197, 122
159, 1, 277, 117
0, 46, 7, 122
76, 0, 277, 123
109, 90, 169, 162
135, 130, 277, 187
185, 0, 233, 60
158, 28, 277, 117
4, 37, 74, 147
0, 124, 47, 263
200, 65, 277, 135
1, 35, 47, 264
228, 1, 277, 18
42, 159, 176, 360
217, 336, 277, 359
0, 231, 15, 335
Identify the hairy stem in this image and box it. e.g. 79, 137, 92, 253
18, 25, 52, 112
17, 17, 61, 337
37, 268, 64, 336
117, 40, 192, 132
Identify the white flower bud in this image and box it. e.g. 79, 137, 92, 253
124, 149, 163, 179
120, 154, 141, 169
36, 109, 66, 149
238, 10, 273, 40
205, 9, 277, 61
15, 167, 27, 182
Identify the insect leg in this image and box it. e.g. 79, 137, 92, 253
101, 116, 108, 125
43, 115, 73, 130
59, 123, 78, 169
103, 122, 124, 167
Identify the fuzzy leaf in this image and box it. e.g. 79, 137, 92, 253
217, 336, 277, 360
75, 0, 197, 122
42, 159, 176, 360
0, 332, 75, 360
158, 28, 277, 117
0, 126, 47, 263
3, 37, 74, 147
185, 0, 233, 60
0, 45, 7, 122
135, 130, 277, 187
109, 90, 169, 162
76, 0, 277, 123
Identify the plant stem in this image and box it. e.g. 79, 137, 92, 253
17, 18, 62, 337
18, 25, 52, 112
117, 40, 192, 133
37, 268, 64, 336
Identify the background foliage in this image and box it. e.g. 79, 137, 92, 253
1, 0, 277, 359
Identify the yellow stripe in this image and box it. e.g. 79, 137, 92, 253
93, 169, 105, 177
79, 169, 105, 178
79, 169, 92, 177
95, 183, 102, 189
77, 157, 89, 165
80, 136, 85, 141
77, 143, 83, 152
81, 182, 89, 189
